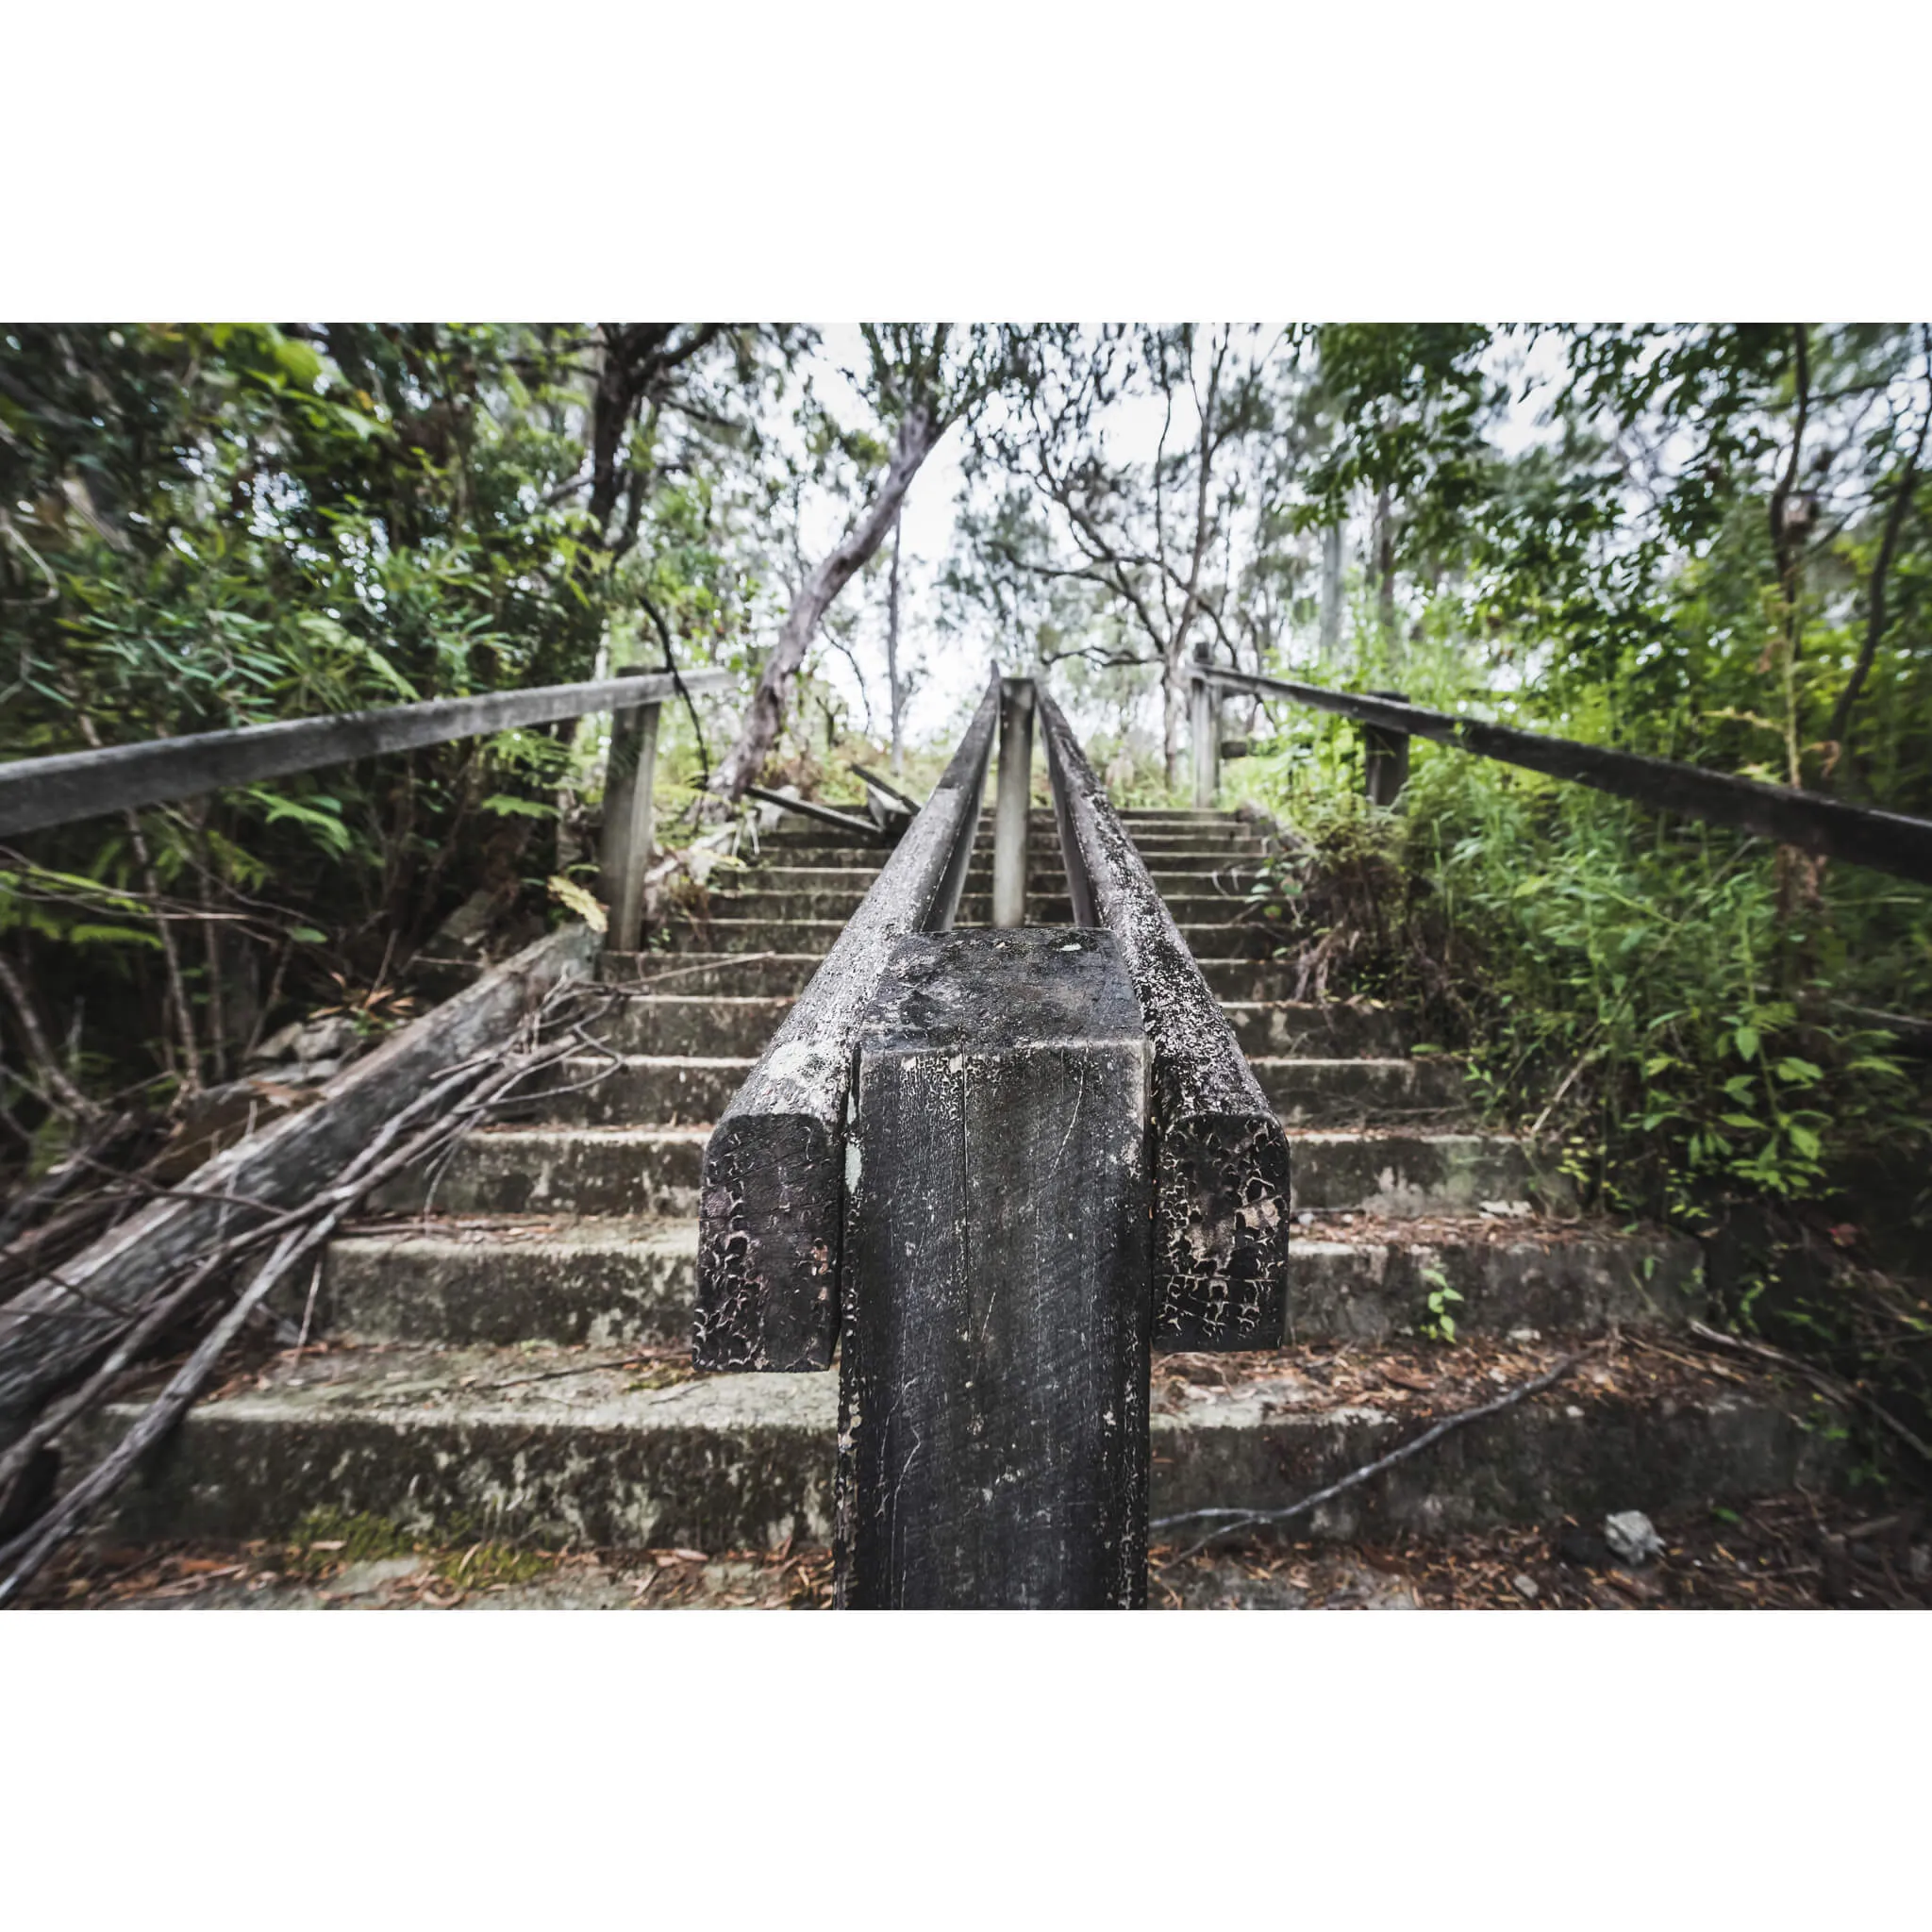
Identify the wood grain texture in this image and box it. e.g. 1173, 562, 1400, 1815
598, 675, 660, 954
1039, 689, 1290, 1350
1196, 666, 1932, 885
0, 670, 730, 838
0, 924, 598, 1441
1363, 689, 1411, 808
991, 678, 1035, 927
835, 929, 1152, 1609
692, 676, 1001, 1374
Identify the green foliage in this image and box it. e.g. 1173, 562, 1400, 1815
1419, 1264, 1463, 1343
1234, 686, 1932, 1228
0, 323, 797, 1137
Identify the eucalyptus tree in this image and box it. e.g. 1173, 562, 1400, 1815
953, 325, 1317, 786
708, 325, 1013, 804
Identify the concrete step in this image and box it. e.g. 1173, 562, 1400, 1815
525, 1053, 1465, 1131
592, 994, 793, 1057
598, 950, 1344, 1012
601, 952, 826, 996
679, 920, 849, 954
318, 1213, 1699, 1351
571, 994, 1432, 1072
87, 1337, 1840, 1553
741, 867, 896, 892
1174, 924, 1274, 959
973, 833, 1272, 858
1119, 808, 1251, 821
711, 889, 1253, 926
1287, 1130, 1566, 1216
1288, 1224, 1705, 1341
1220, 1001, 1418, 1058
655, 917, 1277, 959
1252, 1057, 1468, 1125
961, 861, 1266, 891
1197, 958, 1308, 1001
533, 1057, 750, 1125
381, 1123, 1551, 1221
741, 843, 900, 868
324, 1216, 696, 1346
756, 826, 898, 848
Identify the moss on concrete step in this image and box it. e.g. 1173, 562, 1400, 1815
1252, 1056, 1469, 1124
319, 1213, 1697, 1351
325, 1217, 696, 1346
1287, 1130, 1571, 1216
80, 1337, 1840, 1554
1288, 1224, 1704, 1341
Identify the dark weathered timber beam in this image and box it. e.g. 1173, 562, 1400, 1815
693, 673, 1003, 1374
836, 930, 1153, 1608
1195, 667, 1932, 888
0, 924, 598, 1441
0, 670, 733, 838
1037, 689, 1290, 1351
743, 785, 885, 840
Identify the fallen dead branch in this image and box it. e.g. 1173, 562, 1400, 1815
1687, 1318, 1932, 1465
1150, 1345, 1600, 1560
0, 979, 623, 1606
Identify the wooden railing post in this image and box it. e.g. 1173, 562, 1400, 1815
1362, 688, 1410, 808
598, 669, 661, 954
991, 677, 1035, 928
1190, 664, 1220, 809
835, 928, 1153, 1608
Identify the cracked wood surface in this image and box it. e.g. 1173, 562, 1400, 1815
835, 930, 1152, 1608
1038, 690, 1291, 1349
692, 677, 1000, 1373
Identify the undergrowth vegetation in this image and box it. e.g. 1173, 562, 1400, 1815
1242, 727, 1932, 1235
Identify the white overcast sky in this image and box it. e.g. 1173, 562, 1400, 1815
793, 325, 1584, 752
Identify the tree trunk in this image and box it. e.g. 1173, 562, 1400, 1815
712, 406, 941, 805
1162, 645, 1188, 791
1372, 487, 1399, 676
1319, 519, 1345, 666
886, 512, 906, 775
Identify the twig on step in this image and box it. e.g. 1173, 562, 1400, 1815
1150, 1345, 1602, 1561
1687, 1319, 1932, 1464
613, 951, 777, 990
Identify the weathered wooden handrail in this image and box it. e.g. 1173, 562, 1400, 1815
692, 672, 1003, 1374
1191, 665, 1932, 887
1037, 688, 1291, 1350
0, 669, 731, 839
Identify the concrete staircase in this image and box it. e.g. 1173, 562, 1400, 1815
89, 808, 1840, 1560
